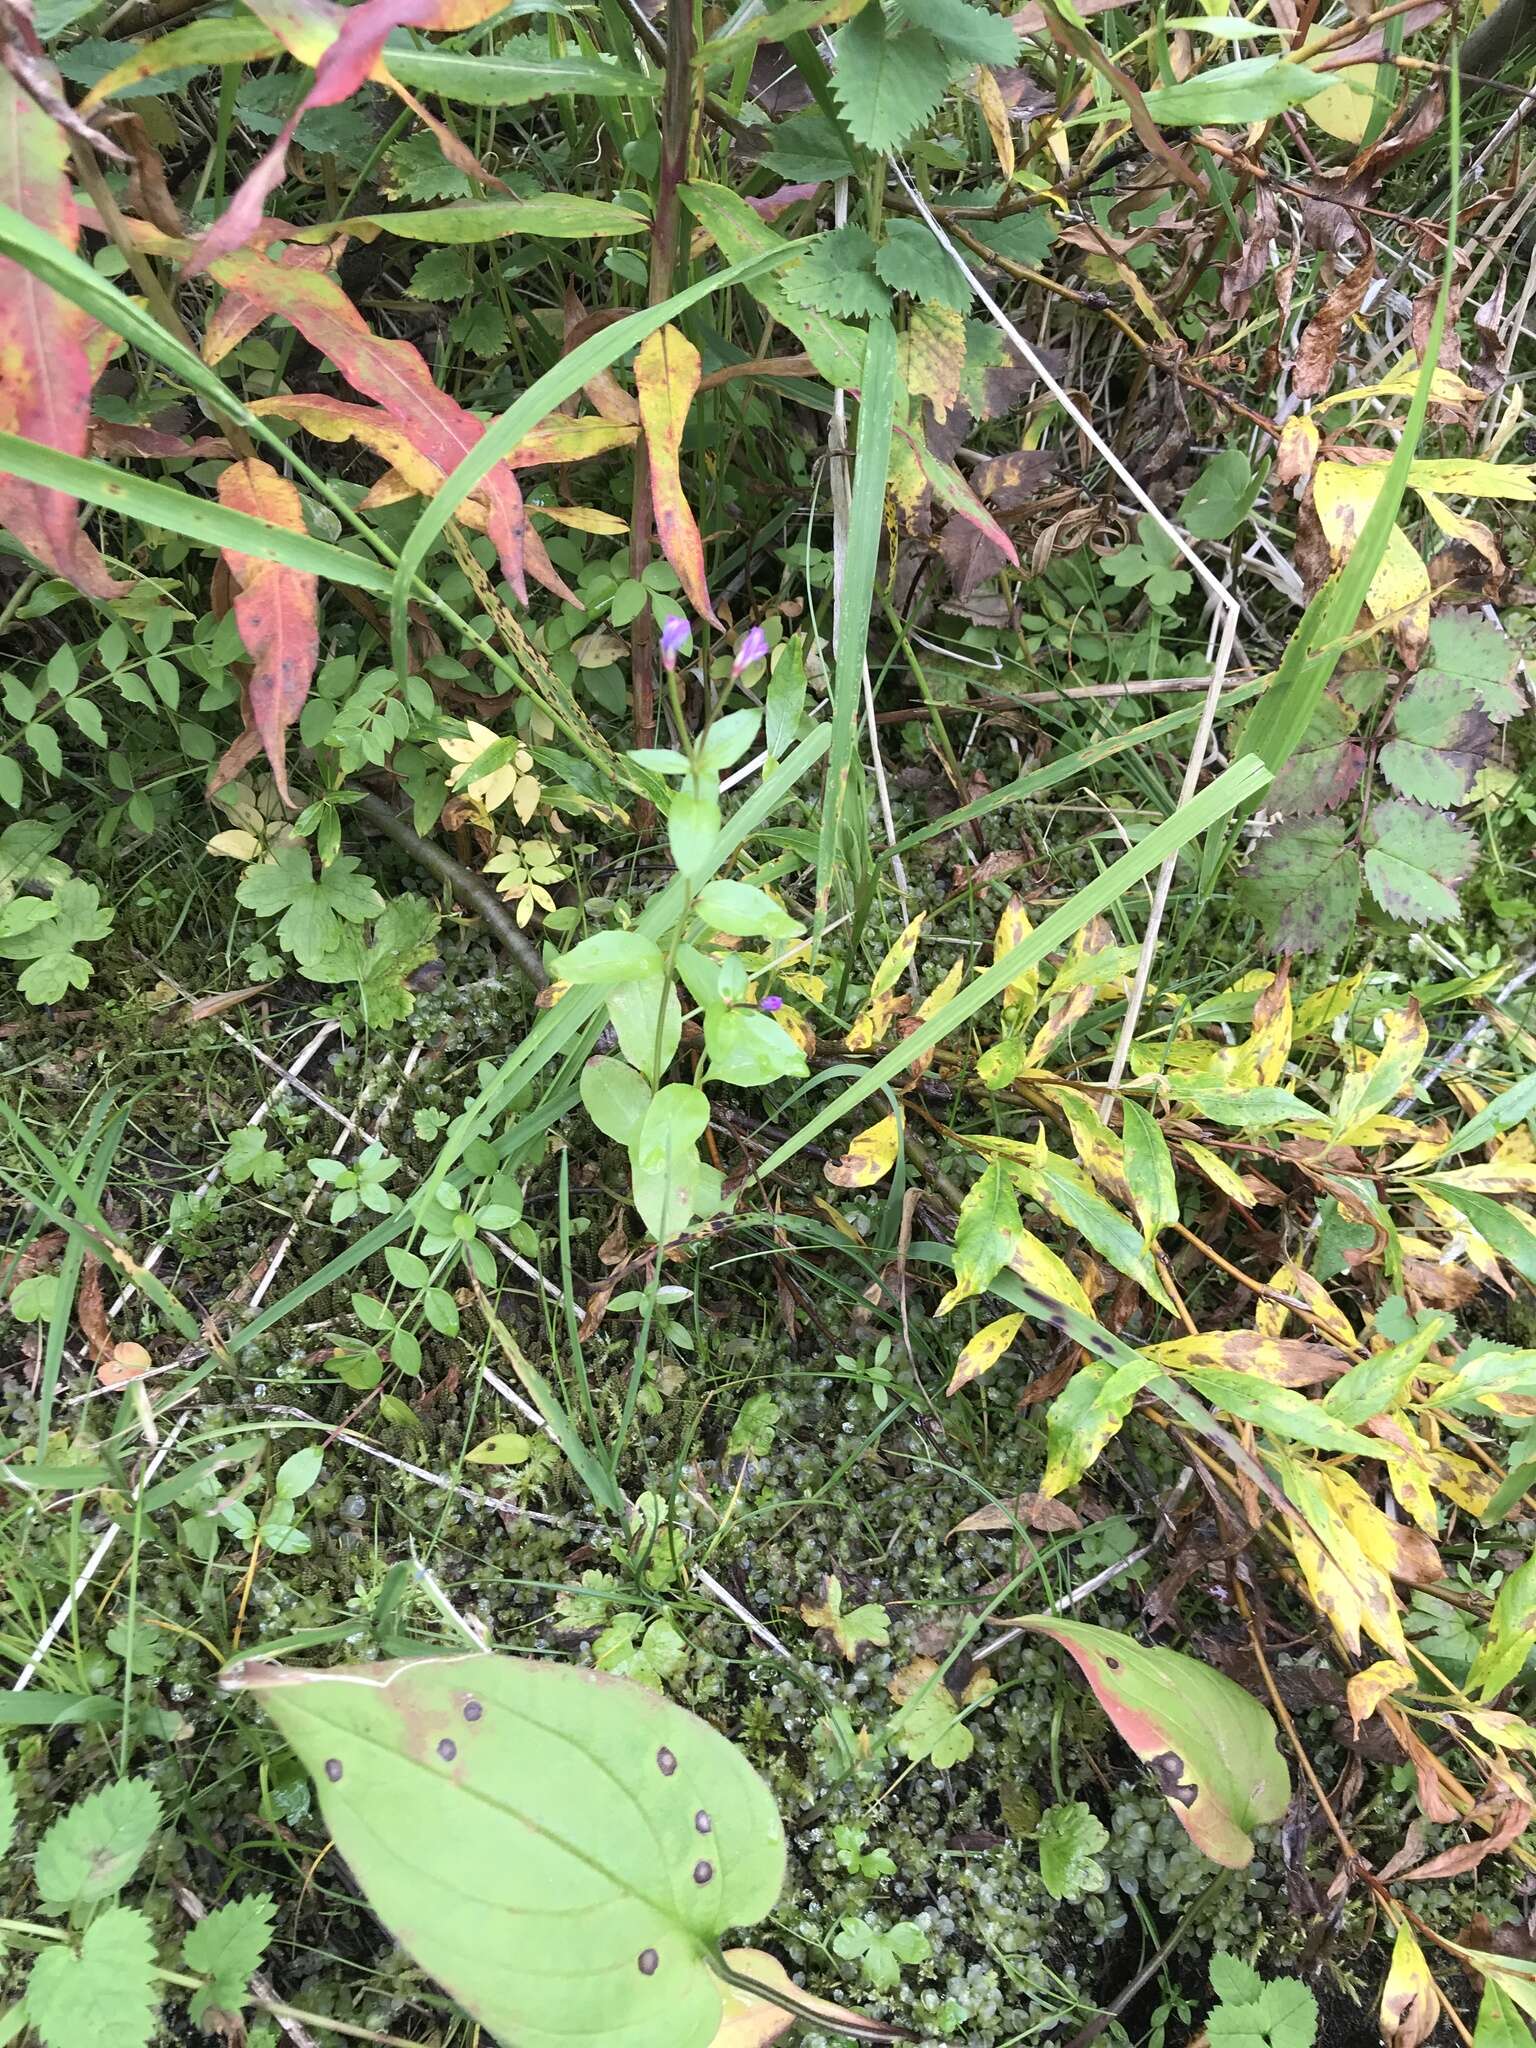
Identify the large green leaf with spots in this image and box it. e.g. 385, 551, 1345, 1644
1015, 1620, 1288, 1867
225, 1655, 786, 2048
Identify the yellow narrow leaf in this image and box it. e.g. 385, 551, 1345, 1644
1294, 972, 1368, 1039
994, 895, 1039, 1020
905, 956, 966, 1080
1417, 486, 1504, 575
1381, 1921, 1440, 2048
1323, 1465, 1443, 1589
1332, 1000, 1428, 1142
977, 65, 1015, 180
824, 1114, 900, 1189
712, 1949, 882, 2048
1407, 456, 1536, 502
1254, 1261, 1356, 1347
872, 911, 925, 1000
1181, 1140, 1257, 1209
634, 322, 719, 624
1058, 1090, 1132, 1206
948, 1312, 1026, 1395
1008, 1229, 1094, 1322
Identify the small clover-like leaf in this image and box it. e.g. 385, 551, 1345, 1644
1037, 1800, 1109, 1901
800, 1576, 891, 1662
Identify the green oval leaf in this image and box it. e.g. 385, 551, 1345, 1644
226, 1654, 785, 2048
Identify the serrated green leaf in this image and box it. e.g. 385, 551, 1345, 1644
1363, 799, 1476, 925
183, 1895, 277, 2021
1210, 1954, 1266, 2008
1266, 695, 1364, 819
26, 1906, 157, 2048
1422, 608, 1524, 722
781, 226, 891, 319
889, 0, 1018, 65
970, 210, 1058, 270
228, 1653, 785, 2048
832, 8, 949, 153
875, 218, 972, 310
33, 1778, 161, 1908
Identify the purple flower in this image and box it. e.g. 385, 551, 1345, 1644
731, 624, 770, 677
758, 994, 783, 1013
660, 614, 691, 671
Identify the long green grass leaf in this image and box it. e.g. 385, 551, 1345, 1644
814, 316, 896, 941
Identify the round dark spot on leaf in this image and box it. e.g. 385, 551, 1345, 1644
1149, 1749, 1198, 1807
693, 1860, 713, 1885
1105, 1656, 1120, 1670
438, 1738, 457, 1762
324, 1758, 343, 1782
463, 1699, 483, 1722
695, 1810, 712, 1834
656, 1747, 677, 1776
638, 1949, 659, 1976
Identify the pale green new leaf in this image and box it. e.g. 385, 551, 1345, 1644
1037, 1800, 1109, 1902
226, 1654, 786, 2048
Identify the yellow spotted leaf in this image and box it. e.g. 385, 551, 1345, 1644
976, 64, 1014, 180
1294, 972, 1367, 1039
947, 1311, 1027, 1395
872, 912, 924, 1001
1181, 1140, 1257, 1208
824, 1114, 900, 1189
994, 895, 1040, 1021
903, 956, 965, 1081
1322, 1465, 1443, 1588
846, 913, 924, 1049
1348, 1659, 1413, 1730
1312, 461, 1430, 659
1275, 413, 1320, 489
1057, 1091, 1133, 1207
634, 323, 719, 625
1007, 1229, 1094, 1323
1332, 1002, 1428, 1142
1408, 456, 1536, 502
1146, 1330, 1348, 1387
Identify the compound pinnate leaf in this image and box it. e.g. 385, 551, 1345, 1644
875, 219, 971, 311
33, 1777, 162, 1908
26, 1905, 157, 2048
215, 460, 320, 807
1363, 799, 1476, 926
889, 0, 1017, 63
1014, 1619, 1288, 1865
1241, 816, 1362, 957
1422, 609, 1525, 723
226, 1654, 786, 2048
831, 7, 948, 154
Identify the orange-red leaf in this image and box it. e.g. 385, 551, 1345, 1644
0, 71, 127, 599
205, 248, 557, 602
215, 459, 320, 807
634, 322, 719, 625
193, 0, 509, 267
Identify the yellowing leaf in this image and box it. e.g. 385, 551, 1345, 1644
1347, 1659, 1413, 1729
1182, 1139, 1257, 1208
1418, 488, 1504, 576
947, 1311, 1026, 1394
1057, 1091, 1133, 1207
440, 721, 540, 820
711, 1949, 888, 2048
1408, 456, 1536, 502
1042, 1357, 1152, 1494
1147, 1330, 1347, 1387
1381, 1921, 1440, 2048
1331, 1000, 1427, 1142
994, 895, 1040, 1021
1280, 1456, 1409, 1663
1008, 1229, 1094, 1323
1323, 1465, 1442, 1589
824, 1114, 900, 1189
846, 913, 923, 1049
634, 323, 718, 625
1254, 1261, 1356, 1347
1275, 413, 1320, 489
1319, 359, 1483, 412
1312, 462, 1430, 659
938, 1162, 1023, 1314
976, 64, 1014, 180
1303, 61, 1388, 144
903, 956, 965, 1081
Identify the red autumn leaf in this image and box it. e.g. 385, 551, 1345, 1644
204, 248, 552, 602
634, 322, 720, 626
0, 71, 128, 599
214, 458, 320, 807
190, 0, 511, 269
